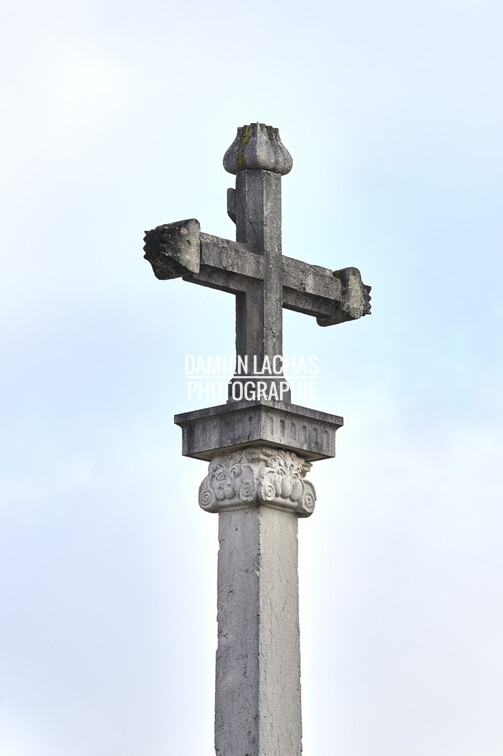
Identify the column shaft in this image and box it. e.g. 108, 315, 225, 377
215, 506, 302, 756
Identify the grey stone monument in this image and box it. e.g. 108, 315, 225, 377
144, 123, 371, 755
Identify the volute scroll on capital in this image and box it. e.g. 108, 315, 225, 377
198, 447, 316, 517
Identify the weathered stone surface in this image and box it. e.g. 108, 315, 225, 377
215, 497, 302, 755
223, 122, 293, 175
319, 266, 372, 325
143, 218, 200, 280
199, 446, 316, 517
175, 399, 343, 461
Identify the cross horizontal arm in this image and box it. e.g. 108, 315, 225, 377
196, 232, 260, 293
282, 257, 371, 325
144, 220, 371, 325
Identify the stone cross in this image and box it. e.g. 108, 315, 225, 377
144, 123, 370, 400
144, 123, 371, 756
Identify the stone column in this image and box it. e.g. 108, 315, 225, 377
144, 122, 371, 755
199, 447, 316, 756
176, 397, 343, 754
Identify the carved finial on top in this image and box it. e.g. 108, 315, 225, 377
223, 123, 293, 175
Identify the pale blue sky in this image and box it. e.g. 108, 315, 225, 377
1, 1, 502, 754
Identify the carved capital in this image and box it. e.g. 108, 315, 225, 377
199, 447, 316, 517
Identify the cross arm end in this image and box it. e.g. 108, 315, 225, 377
317, 267, 372, 326
143, 219, 201, 280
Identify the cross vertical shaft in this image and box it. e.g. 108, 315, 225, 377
234, 170, 283, 367
224, 124, 293, 390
